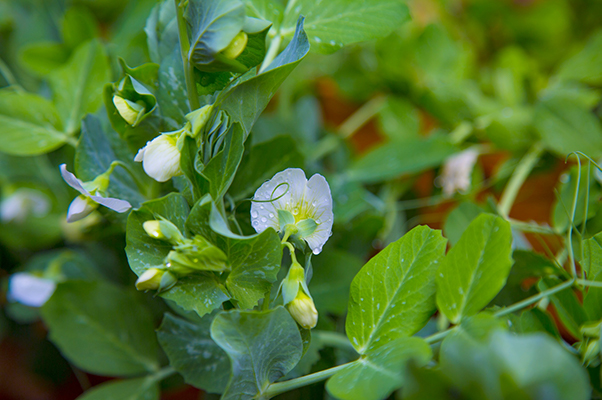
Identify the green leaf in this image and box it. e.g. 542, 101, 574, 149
211, 307, 303, 400
310, 250, 363, 315
377, 97, 420, 142
158, 51, 189, 129
76, 377, 159, 400
440, 329, 591, 400
40, 281, 159, 376
326, 338, 431, 400
186, 0, 246, 72
347, 136, 456, 183
539, 277, 588, 339
442, 201, 484, 246
346, 225, 447, 354
0, 89, 67, 156
556, 30, 602, 85
583, 233, 602, 319
157, 313, 230, 393
75, 115, 146, 207
49, 40, 110, 134
202, 124, 245, 200
229, 135, 304, 201
535, 95, 602, 159
187, 201, 283, 309
507, 308, 561, 339
18, 42, 69, 76
280, 0, 410, 54
242, 0, 284, 27
126, 194, 230, 316
220, 17, 309, 137
436, 213, 513, 324
145, 0, 179, 65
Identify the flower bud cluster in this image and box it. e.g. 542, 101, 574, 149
579, 321, 602, 367
135, 219, 228, 292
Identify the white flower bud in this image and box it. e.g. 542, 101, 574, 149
113, 95, 145, 126
287, 290, 318, 329
440, 149, 479, 197
8, 273, 56, 307
67, 195, 98, 223
135, 268, 164, 291
135, 134, 182, 182
0, 189, 50, 224
143, 220, 184, 243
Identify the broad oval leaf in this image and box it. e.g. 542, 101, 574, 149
40, 280, 159, 376
326, 337, 431, 400
211, 307, 303, 400
346, 225, 447, 354
436, 213, 513, 324
0, 89, 66, 156
280, 0, 410, 54
157, 313, 230, 393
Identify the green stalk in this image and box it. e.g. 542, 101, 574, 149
313, 331, 357, 353
338, 95, 386, 139
174, 0, 200, 111
498, 143, 544, 218
493, 278, 575, 318
576, 279, 602, 288
263, 362, 353, 398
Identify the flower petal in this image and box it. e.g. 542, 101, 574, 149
67, 195, 97, 223
89, 194, 132, 213
9, 273, 56, 307
60, 164, 89, 196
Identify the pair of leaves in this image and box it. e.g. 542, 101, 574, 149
326, 225, 447, 400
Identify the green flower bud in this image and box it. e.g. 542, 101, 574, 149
222, 31, 248, 60
113, 95, 146, 126
158, 270, 178, 292
287, 290, 318, 329
135, 268, 164, 291
143, 220, 185, 243
281, 262, 305, 305
186, 104, 213, 138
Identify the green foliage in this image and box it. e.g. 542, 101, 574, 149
437, 214, 513, 324
76, 377, 159, 400
41, 280, 159, 376
211, 307, 303, 399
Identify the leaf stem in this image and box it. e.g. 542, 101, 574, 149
0, 57, 20, 89
264, 361, 353, 398
493, 278, 575, 318
508, 218, 557, 235
498, 143, 544, 218
576, 279, 602, 288
313, 331, 357, 353
424, 327, 456, 344
152, 366, 176, 381
339, 95, 386, 139
174, 0, 200, 111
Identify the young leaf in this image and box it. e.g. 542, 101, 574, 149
220, 17, 309, 137
0, 90, 67, 156
145, 0, 179, 65
556, 30, 602, 85
157, 313, 230, 393
436, 214, 513, 324
211, 307, 303, 400
346, 136, 457, 183
583, 232, 602, 320
280, 0, 410, 54
49, 40, 110, 134
242, 0, 284, 28
40, 280, 159, 377
346, 225, 447, 354
326, 338, 431, 400
76, 377, 159, 400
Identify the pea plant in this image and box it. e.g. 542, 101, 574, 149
2, 0, 602, 399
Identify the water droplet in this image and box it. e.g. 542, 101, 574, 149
259, 205, 264, 210
252, 221, 259, 226
251, 211, 258, 218
312, 201, 317, 206
269, 212, 274, 218
261, 217, 267, 223
314, 36, 322, 43
292, 208, 299, 215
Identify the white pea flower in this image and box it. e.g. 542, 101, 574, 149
8, 272, 56, 307
113, 95, 146, 126
439, 149, 479, 197
251, 168, 333, 254
1, 188, 51, 223
134, 133, 182, 182
60, 164, 131, 223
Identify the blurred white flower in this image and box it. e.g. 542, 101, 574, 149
440, 149, 479, 197
251, 168, 333, 254
135, 133, 182, 182
8, 272, 56, 307
0, 188, 50, 223
60, 164, 131, 223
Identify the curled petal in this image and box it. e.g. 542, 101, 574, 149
89, 194, 132, 213
9, 273, 56, 307
60, 164, 88, 196
67, 195, 97, 223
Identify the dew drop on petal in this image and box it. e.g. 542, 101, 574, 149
252, 221, 259, 226
260, 205, 264, 210
261, 217, 267, 223
251, 211, 258, 218
292, 208, 299, 215
269, 212, 274, 218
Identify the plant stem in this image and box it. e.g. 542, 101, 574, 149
0, 58, 20, 88
498, 143, 544, 218
313, 331, 357, 353
508, 218, 557, 235
449, 121, 473, 145
264, 362, 353, 398
152, 366, 176, 381
576, 279, 602, 288
339, 95, 386, 139
493, 278, 575, 318
174, 0, 200, 111
259, 34, 283, 73
424, 328, 455, 344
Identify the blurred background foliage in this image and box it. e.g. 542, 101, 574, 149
1, 0, 602, 398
